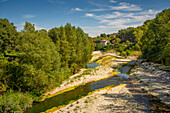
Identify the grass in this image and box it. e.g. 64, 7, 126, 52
82, 69, 92, 75
70, 69, 93, 81
96, 56, 114, 64
70, 104, 73, 107
140, 80, 143, 83
88, 57, 101, 63
70, 80, 74, 83
84, 100, 88, 103
137, 77, 141, 81
73, 106, 80, 112
129, 51, 142, 56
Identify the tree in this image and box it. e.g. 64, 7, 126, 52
100, 33, 107, 38
24, 22, 35, 33
0, 90, 33, 113
133, 28, 143, 44
141, 9, 170, 65
0, 18, 19, 55
48, 27, 60, 51
95, 43, 103, 50
0, 18, 93, 112
2, 22, 61, 92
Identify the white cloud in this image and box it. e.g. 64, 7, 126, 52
82, 25, 128, 37
71, 2, 142, 13
83, 9, 160, 37
71, 1, 160, 37
22, 14, 36, 19
102, 12, 123, 19
85, 13, 95, 17
16, 22, 25, 31
48, 0, 54, 3
138, 9, 160, 15
0, 0, 8, 2
88, 0, 103, 7
109, 2, 142, 11
71, 8, 83, 11
82, 22, 143, 37
87, 13, 153, 26
91, 8, 107, 12
88, 1, 142, 12
16, 22, 44, 31
35, 25, 44, 30
110, 0, 116, 3
47, 0, 65, 4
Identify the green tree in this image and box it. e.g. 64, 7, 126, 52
0, 18, 19, 55
141, 9, 170, 65
0, 90, 33, 113
100, 33, 107, 38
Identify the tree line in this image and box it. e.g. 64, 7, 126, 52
0, 8, 169, 112
0, 19, 93, 112
93, 8, 170, 65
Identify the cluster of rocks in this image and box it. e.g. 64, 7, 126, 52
131, 60, 170, 106
136, 60, 170, 81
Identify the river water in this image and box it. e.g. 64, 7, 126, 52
25, 57, 131, 113
25, 58, 170, 113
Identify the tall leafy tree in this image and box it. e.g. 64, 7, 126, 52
0, 18, 19, 55
141, 9, 170, 65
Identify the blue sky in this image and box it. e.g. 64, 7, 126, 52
0, 0, 170, 37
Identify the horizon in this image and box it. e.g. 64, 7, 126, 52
0, 0, 170, 37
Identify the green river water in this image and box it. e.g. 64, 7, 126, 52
25, 57, 131, 113
24, 58, 170, 113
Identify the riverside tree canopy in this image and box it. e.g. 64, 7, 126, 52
0, 19, 93, 103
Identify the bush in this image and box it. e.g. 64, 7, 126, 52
126, 50, 131, 56
0, 90, 33, 113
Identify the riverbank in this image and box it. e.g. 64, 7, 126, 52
43, 51, 134, 100
129, 60, 170, 107
42, 51, 170, 113
55, 84, 146, 113
53, 58, 169, 113
54, 57, 147, 113
54, 59, 170, 113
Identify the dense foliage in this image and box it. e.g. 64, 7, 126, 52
93, 28, 141, 56
0, 19, 93, 112
93, 9, 170, 65
0, 8, 169, 113
140, 9, 170, 65
0, 90, 33, 113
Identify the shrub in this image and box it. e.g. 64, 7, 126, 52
0, 90, 33, 113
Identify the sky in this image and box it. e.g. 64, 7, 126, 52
0, 0, 170, 37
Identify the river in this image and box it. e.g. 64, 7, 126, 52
25, 56, 132, 113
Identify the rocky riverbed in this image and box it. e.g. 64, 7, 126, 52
130, 60, 170, 107
44, 52, 132, 98
55, 84, 146, 113
44, 52, 170, 113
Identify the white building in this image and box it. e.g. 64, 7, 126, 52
100, 40, 109, 46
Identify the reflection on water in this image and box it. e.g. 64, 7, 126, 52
117, 73, 129, 80
25, 75, 123, 113
25, 59, 133, 113
87, 62, 99, 68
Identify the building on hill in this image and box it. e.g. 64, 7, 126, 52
100, 40, 110, 46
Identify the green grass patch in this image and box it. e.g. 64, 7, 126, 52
96, 56, 114, 64
84, 100, 88, 103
